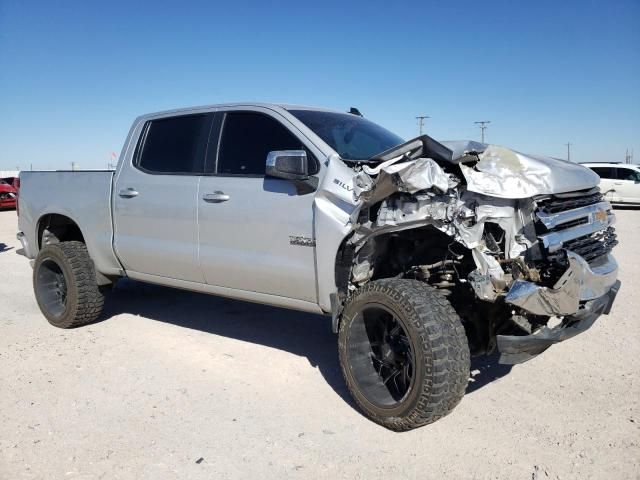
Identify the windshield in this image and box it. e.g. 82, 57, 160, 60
289, 110, 404, 161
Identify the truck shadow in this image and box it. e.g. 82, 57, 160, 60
101, 279, 512, 409
102, 279, 356, 408
467, 353, 513, 393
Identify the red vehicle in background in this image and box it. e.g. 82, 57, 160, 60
0, 177, 18, 210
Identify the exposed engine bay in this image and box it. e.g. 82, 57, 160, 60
328, 135, 620, 364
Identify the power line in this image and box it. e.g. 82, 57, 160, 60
415, 115, 430, 135
474, 121, 490, 143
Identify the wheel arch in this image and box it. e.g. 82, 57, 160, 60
35, 213, 114, 286
331, 225, 464, 333
36, 213, 86, 249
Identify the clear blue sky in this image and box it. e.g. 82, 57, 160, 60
1, 0, 638, 170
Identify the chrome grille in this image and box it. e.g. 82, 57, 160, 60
560, 227, 618, 263
536, 188, 603, 214
535, 188, 616, 264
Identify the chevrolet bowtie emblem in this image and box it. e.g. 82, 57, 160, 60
594, 209, 608, 222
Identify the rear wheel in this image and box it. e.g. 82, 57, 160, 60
338, 279, 470, 431
33, 241, 104, 328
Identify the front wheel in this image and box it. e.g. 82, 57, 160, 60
33, 241, 105, 328
338, 279, 470, 431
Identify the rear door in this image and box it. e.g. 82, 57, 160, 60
614, 167, 640, 203
197, 108, 320, 302
113, 113, 213, 282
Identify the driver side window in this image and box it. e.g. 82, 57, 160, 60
216, 112, 317, 176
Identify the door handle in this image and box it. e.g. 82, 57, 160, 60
202, 191, 230, 203
614, 182, 623, 185
118, 188, 139, 198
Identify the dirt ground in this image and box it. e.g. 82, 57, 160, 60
0, 208, 638, 479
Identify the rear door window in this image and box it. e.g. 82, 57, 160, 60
216, 112, 313, 175
590, 167, 615, 179
136, 114, 211, 174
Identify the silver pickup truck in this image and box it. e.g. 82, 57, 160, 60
17, 103, 620, 431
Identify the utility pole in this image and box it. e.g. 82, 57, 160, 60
474, 121, 490, 143
565, 142, 572, 162
625, 148, 634, 164
416, 115, 430, 135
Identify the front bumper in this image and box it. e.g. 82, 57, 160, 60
504, 251, 618, 316
497, 250, 620, 364
497, 279, 620, 364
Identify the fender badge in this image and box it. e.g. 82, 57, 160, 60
333, 178, 353, 191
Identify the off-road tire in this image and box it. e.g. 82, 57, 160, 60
338, 279, 470, 431
33, 241, 104, 328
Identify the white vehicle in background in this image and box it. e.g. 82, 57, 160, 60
582, 162, 640, 205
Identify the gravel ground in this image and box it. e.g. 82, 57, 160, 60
0, 208, 638, 479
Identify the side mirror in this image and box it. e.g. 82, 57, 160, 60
266, 150, 309, 181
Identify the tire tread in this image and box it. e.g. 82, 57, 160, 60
338, 279, 470, 431
33, 241, 104, 328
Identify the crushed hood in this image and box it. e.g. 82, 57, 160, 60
456, 145, 600, 199
366, 135, 600, 199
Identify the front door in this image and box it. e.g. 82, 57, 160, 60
197, 109, 320, 302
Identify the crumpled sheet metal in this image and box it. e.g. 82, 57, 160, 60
460, 145, 599, 199
349, 156, 534, 282
354, 157, 453, 205
497, 280, 620, 364
440, 140, 486, 162
450, 192, 533, 260
504, 251, 619, 316
375, 193, 460, 228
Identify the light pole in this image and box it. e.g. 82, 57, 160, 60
474, 121, 491, 143
416, 115, 430, 135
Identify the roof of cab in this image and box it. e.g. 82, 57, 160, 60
137, 102, 344, 121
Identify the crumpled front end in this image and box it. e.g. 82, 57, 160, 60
495, 190, 620, 363
331, 135, 620, 364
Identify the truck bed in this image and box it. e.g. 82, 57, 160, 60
17, 171, 122, 276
